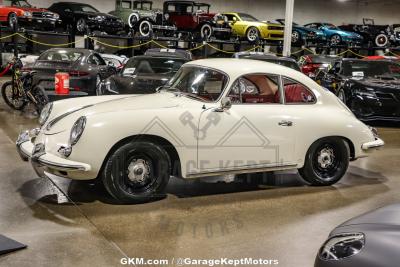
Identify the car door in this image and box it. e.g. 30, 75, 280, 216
90, 53, 114, 78
197, 73, 297, 173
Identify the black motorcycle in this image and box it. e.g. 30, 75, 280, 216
1, 57, 48, 113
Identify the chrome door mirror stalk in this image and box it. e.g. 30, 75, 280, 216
214, 97, 232, 112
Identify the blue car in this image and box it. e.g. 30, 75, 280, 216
304, 22, 363, 46
275, 19, 326, 45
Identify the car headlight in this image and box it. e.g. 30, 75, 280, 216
369, 126, 379, 139
319, 233, 365, 261
53, 13, 60, 19
96, 15, 105, 21
164, 13, 169, 20
23, 11, 32, 17
355, 87, 377, 98
39, 103, 53, 126
70, 116, 86, 146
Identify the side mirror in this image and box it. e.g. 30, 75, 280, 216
215, 97, 232, 112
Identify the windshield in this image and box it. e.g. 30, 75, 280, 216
342, 61, 400, 78
323, 23, 338, 29
11, 0, 31, 7
307, 56, 339, 64
122, 57, 186, 76
70, 4, 99, 13
38, 50, 83, 62
194, 4, 209, 13
238, 13, 259, 22
166, 66, 228, 102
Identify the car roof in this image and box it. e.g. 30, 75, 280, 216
185, 58, 303, 78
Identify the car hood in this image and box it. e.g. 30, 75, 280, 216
13, 7, 50, 12
339, 204, 400, 227
110, 74, 172, 94
45, 92, 187, 133
74, 11, 118, 19
351, 77, 400, 90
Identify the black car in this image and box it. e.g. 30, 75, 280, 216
315, 203, 400, 267
320, 58, 400, 121
339, 18, 391, 48
233, 52, 301, 71
32, 48, 116, 99
48, 2, 124, 34
97, 48, 190, 95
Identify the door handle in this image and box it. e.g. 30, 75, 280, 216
278, 120, 293, 127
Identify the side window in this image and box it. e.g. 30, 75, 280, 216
228, 74, 281, 104
282, 77, 316, 104
87, 55, 97, 65
93, 54, 106, 65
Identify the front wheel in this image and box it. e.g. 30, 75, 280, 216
1, 81, 26, 110
30, 85, 49, 113
299, 138, 349, 186
291, 30, 302, 45
138, 20, 153, 37
200, 24, 213, 39
375, 33, 389, 47
8, 13, 18, 29
336, 88, 346, 104
102, 141, 171, 203
246, 26, 260, 43
330, 34, 342, 46
76, 18, 87, 34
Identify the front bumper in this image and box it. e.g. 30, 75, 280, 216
362, 138, 385, 150
19, 17, 62, 28
16, 130, 91, 177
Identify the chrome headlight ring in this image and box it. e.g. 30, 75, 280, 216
319, 233, 365, 261
70, 116, 86, 146
23, 11, 32, 18
39, 102, 53, 126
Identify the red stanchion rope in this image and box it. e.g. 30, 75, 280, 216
0, 63, 13, 78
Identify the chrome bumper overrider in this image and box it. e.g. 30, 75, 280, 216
361, 138, 385, 150
16, 130, 91, 176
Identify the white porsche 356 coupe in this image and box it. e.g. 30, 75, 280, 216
17, 59, 384, 203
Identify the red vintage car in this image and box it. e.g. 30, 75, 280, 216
163, 0, 231, 40
0, 0, 61, 30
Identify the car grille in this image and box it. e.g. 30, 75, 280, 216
396, 32, 400, 39
32, 12, 55, 19
267, 26, 284, 31
270, 34, 284, 38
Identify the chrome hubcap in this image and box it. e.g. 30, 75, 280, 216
331, 36, 340, 45
292, 32, 299, 42
127, 159, 150, 183
318, 148, 335, 169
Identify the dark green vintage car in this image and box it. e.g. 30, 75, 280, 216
109, 0, 176, 37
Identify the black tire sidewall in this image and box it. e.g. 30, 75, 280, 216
102, 141, 170, 203
299, 138, 349, 186
31, 85, 49, 113
1, 81, 26, 110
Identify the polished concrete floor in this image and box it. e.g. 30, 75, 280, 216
0, 79, 400, 267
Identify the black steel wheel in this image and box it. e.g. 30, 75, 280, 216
1, 81, 26, 110
102, 141, 171, 203
299, 138, 349, 186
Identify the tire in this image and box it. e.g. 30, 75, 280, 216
8, 13, 18, 29
138, 20, 152, 37
31, 85, 48, 113
299, 137, 349, 186
246, 26, 260, 43
1, 81, 26, 110
128, 13, 139, 29
291, 30, 302, 45
200, 24, 213, 39
76, 18, 87, 34
375, 33, 388, 47
330, 34, 342, 46
102, 141, 171, 203
337, 88, 346, 104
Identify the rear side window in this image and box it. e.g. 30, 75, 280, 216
228, 74, 281, 104
282, 77, 316, 104
38, 50, 82, 62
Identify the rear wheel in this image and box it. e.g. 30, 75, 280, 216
102, 141, 171, 203
330, 34, 342, 46
1, 81, 26, 110
128, 13, 139, 29
299, 138, 349, 186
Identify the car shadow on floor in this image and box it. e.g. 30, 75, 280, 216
17, 165, 388, 208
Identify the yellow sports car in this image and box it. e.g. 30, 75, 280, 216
223, 12, 284, 42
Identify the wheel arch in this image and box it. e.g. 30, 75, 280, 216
99, 134, 182, 179
304, 135, 355, 163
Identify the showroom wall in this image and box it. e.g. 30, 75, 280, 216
31, 0, 400, 25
